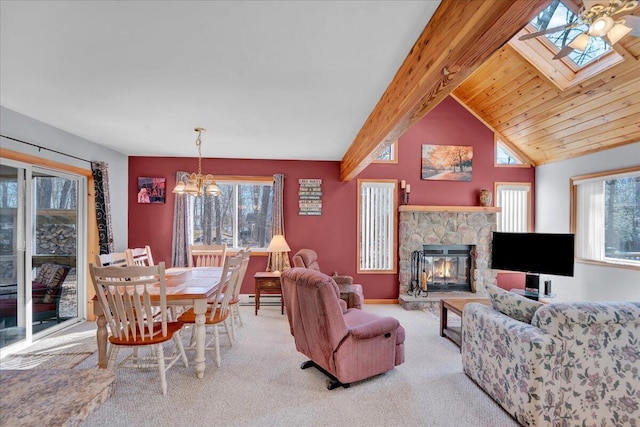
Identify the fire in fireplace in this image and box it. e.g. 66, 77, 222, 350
409, 245, 472, 295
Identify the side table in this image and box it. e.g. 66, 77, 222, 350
254, 271, 284, 315
338, 284, 356, 309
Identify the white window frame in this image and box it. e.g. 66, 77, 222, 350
357, 179, 397, 274
571, 166, 640, 269
495, 182, 532, 232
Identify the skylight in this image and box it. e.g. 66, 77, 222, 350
530, 0, 612, 67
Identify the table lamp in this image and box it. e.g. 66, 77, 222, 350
267, 234, 291, 275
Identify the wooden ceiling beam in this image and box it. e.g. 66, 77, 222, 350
339, 0, 550, 182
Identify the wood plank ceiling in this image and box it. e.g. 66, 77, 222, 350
453, 8, 640, 166
340, 0, 640, 178
339, 0, 550, 181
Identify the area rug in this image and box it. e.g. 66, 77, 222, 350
0, 330, 97, 370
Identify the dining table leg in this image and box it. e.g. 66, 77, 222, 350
193, 298, 208, 379
94, 304, 109, 369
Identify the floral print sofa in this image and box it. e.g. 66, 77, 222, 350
461, 286, 640, 426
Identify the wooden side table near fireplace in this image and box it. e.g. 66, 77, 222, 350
440, 298, 490, 348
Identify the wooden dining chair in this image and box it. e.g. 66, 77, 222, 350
89, 262, 188, 395
229, 248, 251, 334
95, 251, 128, 267
188, 243, 226, 267
126, 245, 154, 266
178, 253, 243, 368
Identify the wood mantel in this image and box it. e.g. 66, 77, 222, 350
398, 205, 501, 213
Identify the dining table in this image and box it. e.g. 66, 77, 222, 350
93, 266, 224, 379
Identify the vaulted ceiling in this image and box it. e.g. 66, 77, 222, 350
342, 0, 640, 180
452, 10, 640, 166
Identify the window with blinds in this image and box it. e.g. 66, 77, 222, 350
357, 180, 397, 273
495, 183, 531, 232
571, 167, 640, 267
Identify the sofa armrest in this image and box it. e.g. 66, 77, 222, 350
332, 274, 353, 286
461, 303, 563, 427
531, 302, 640, 426
349, 316, 400, 340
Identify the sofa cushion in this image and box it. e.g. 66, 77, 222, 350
486, 284, 543, 324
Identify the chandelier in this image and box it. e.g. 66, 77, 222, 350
172, 127, 222, 197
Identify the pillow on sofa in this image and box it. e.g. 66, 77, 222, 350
486, 284, 543, 324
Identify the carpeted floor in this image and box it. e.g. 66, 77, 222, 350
76, 303, 517, 427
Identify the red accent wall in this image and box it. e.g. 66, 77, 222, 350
128, 96, 535, 298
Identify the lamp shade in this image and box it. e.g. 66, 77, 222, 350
589, 16, 615, 37
568, 33, 590, 51
172, 181, 186, 193
267, 235, 291, 252
607, 22, 632, 45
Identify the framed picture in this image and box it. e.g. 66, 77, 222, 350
421, 145, 473, 181
137, 177, 166, 204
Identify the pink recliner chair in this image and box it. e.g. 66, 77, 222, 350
281, 267, 405, 389
291, 248, 364, 309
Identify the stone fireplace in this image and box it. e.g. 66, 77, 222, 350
398, 205, 499, 310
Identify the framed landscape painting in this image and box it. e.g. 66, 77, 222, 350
421, 145, 473, 181
137, 177, 166, 204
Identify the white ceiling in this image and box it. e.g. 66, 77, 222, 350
0, 1, 441, 161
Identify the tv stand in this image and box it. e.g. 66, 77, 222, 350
524, 273, 540, 301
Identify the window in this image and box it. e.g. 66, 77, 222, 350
372, 141, 398, 164
495, 183, 532, 232
190, 177, 273, 250
571, 167, 640, 268
357, 180, 397, 273
495, 138, 526, 166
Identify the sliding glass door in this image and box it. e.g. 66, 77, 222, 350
0, 159, 85, 351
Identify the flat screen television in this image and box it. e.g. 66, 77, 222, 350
491, 231, 575, 278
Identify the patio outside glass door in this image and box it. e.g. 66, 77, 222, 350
0, 160, 85, 351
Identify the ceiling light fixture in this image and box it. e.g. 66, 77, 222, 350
172, 127, 222, 197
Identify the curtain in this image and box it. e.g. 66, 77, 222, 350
266, 173, 290, 271
171, 171, 191, 267
576, 180, 605, 260
91, 161, 114, 255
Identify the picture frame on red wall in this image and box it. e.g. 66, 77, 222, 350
421, 144, 473, 181
137, 177, 166, 204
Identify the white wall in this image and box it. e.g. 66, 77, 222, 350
536, 142, 640, 302
0, 106, 128, 251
